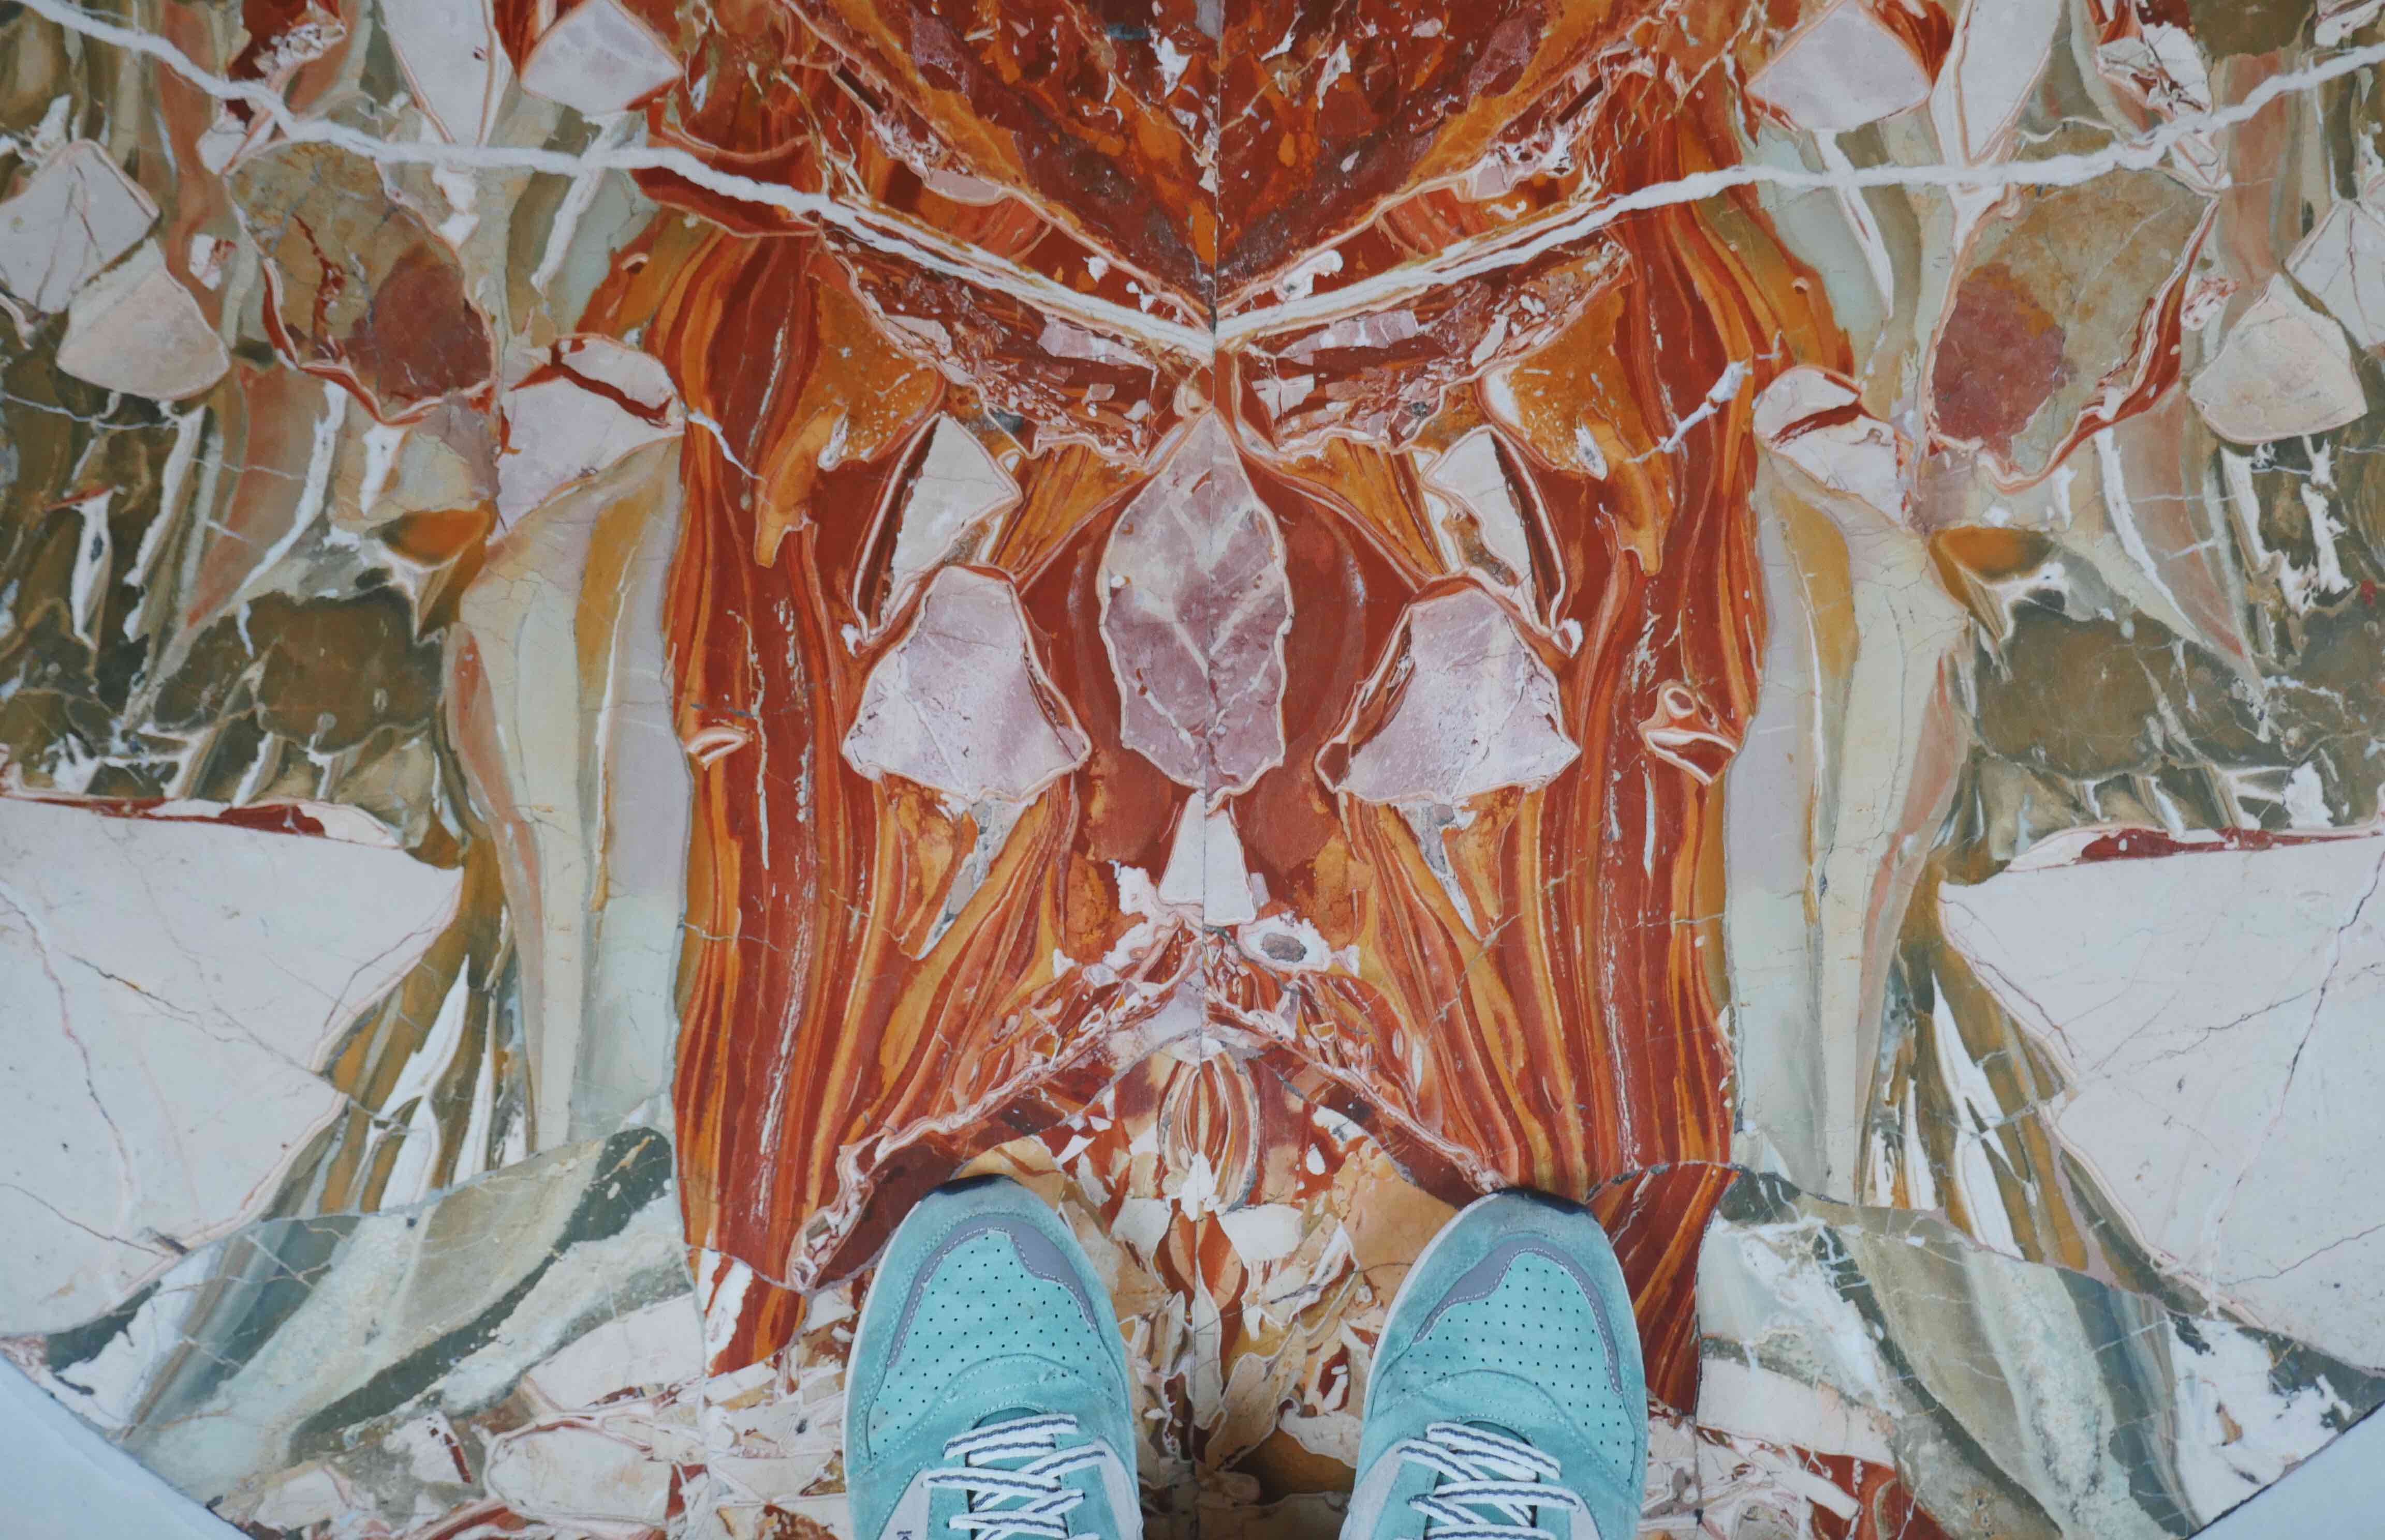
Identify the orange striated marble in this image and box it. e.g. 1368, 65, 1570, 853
615, 9, 1848, 1400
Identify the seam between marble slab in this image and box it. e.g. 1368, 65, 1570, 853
11, 0, 1215, 359
1219, 37, 2385, 340
22, 0, 2385, 364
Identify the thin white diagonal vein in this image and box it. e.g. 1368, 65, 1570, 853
20, 0, 2385, 357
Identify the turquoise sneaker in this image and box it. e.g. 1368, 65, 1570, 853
844, 1177, 1140, 1540
1343, 1190, 1646, 1540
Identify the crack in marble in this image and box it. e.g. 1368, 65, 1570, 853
2197, 846, 2385, 1270
14, 0, 1213, 356
21, 0, 2385, 359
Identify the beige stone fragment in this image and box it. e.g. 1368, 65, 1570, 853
0, 140, 156, 312
1750, 1, 1933, 134
2189, 276, 2368, 444
54, 243, 228, 401
520, 0, 681, 116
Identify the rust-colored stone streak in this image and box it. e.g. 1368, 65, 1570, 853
642, 237, 1159, 1348
634, 0, 1841, 1384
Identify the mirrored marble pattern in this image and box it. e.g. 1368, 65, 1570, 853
2, 0, 2383, 1534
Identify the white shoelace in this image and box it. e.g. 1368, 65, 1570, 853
1394, 1421, 1589, 1540
922, 1413, 1108, 1540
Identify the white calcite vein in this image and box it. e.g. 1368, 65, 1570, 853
17, 0, 2385, 360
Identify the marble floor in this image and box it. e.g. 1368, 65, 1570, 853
2, 1, 2383, 1536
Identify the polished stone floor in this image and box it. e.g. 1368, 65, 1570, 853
4, 1, 2385, 1536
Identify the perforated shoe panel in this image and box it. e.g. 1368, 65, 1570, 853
844, 1178, 1137, 1540
1347, 1191, 1647, 1540
1393, 1249, 1635, 1475
870, 1227, 1115, 1440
